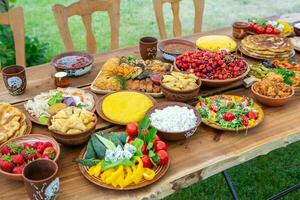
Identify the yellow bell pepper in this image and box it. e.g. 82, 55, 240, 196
143, 168, 155, 181
124, 166, 133, 187
88, 162, 102, 177
106, 165, 123, 185
101, 168, 115, 183
132, 157, 144, 184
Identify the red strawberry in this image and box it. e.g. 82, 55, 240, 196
1, 142, 23, 155
43, 142, 53, 149
1, 144, 10, 155
0, 155, 14, 172
21, 148, 40, 161
11, 154, 25, 165
23, 142, 33, 149
12, 165, 25, 174
41, 154, 51, 160
33, 141, 45, 154
42, 147, 56, 160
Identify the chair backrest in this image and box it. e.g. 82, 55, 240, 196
0, 7, 25, 67
52, 0, 120, 53
152, 0, 205, 39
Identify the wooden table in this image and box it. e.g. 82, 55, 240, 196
1, 26, 300, 200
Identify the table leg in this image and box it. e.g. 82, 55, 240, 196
222, 170, 300, 200
266, 183, 300, 200
223, 170, 240, 200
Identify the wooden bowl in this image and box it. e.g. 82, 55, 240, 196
51, 51, 94, 77
0, 134, 60, 181
158, 39, 197, 62
77, 146, 170, 190
251, 82, 295, 107
146, 102, 201, 141
160, 74, 201, 102
173, 62, 250, 87
48, 113, 97, 146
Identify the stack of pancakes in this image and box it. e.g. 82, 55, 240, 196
240, 34, 294, 59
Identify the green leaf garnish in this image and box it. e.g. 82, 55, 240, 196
39, 116, 49, 125
48, 92, 63, 106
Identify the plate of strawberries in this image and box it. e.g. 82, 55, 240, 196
0, 134, 60, 181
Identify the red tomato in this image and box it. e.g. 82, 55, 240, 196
142, 155, 153, 168
273, 28, 281, 35
265, 27, 274, 34
125, 122, 138, 138
247, 111, 258, 120
257, 26, 265, 34
223, 112, 236, 121
127, 137, 135, 143
154, 135, 160, 143
241, 115, 249, 126
157, 150, 169, 165
154, 141, 167, 152
141, 144, 148, 155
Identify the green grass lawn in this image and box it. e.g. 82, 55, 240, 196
12, 0, 300, 199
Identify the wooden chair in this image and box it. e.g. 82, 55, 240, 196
0, 7, 25, 66
152, 0, 205, 39
52, 0, 120, 53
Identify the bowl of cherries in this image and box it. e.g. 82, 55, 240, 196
174, 50, 249, 87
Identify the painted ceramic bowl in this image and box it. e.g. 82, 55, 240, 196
158, 39, 197, 62
51, 51, 94, 77
0, 134, 60, 181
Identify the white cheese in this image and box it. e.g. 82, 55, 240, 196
150, 106, 197, 132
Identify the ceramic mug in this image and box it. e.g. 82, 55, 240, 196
2, 65, 27, 95
139, 36, 158, 60
23, 159, 59, 200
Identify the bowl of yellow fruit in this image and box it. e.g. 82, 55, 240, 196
48, 107, 97, 145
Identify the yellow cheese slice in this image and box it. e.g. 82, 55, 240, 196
102, 91, 154, 124
196, 35, 237, 52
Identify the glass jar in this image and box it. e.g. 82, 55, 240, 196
54, 72, 70, 87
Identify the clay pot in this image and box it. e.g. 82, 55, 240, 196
48, 113, 97, 146
251, 82, 295, 107
23, 159, 59, 200
139, 36, 158, 60
2, 65, 26, 95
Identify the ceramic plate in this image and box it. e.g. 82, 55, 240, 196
195, 95, 264, 131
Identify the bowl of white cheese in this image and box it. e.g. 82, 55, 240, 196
147, 102, 201, 141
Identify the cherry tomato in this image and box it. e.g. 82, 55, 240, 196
154, 135, 160, 143
157, 150, 169, 165
154, 141, 167, 152
273, 28, 281, 35
223, 112, 236, 121
241, 115, 249, 126
247, 111, 258, 120
265, 27, 274, 34
127, 137, 135, 143
125, 122, 138, 138
141, 144, 148, 155
142, 155, 153, 168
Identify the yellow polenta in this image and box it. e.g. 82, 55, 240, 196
102, 91, 154, 124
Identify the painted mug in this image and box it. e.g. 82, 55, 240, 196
23, 159, 59, 200
2, 65, 27, 95
139, 36, 158, 60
